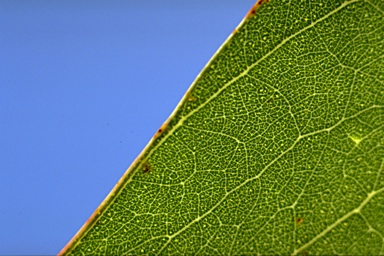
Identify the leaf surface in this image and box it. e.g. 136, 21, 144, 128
61, 0, 384, 254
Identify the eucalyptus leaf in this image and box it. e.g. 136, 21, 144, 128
60, 0, 384, 254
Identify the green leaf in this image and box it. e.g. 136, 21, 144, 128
60, 0, 384, 254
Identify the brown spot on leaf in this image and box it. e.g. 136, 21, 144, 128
245, 5, 256, 18
153, 122, 168, 139
142, 163, 151, 174
297, 217, 303, 225
245, 0, 269, 19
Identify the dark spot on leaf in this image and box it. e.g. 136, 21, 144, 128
246, 0, 269, 19
246, 5, 257, 18
142, 163, 151, 174
297, 217, 303, 224
155, 122, 168, 137
258, 0, 269, 5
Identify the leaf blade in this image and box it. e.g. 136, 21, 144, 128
61, 0, 384, 254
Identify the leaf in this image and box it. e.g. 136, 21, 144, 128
60, 0, 384, 254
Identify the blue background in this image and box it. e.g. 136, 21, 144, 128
0, 1, 253, 254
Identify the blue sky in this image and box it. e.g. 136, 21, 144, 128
0, 1, 254, 254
